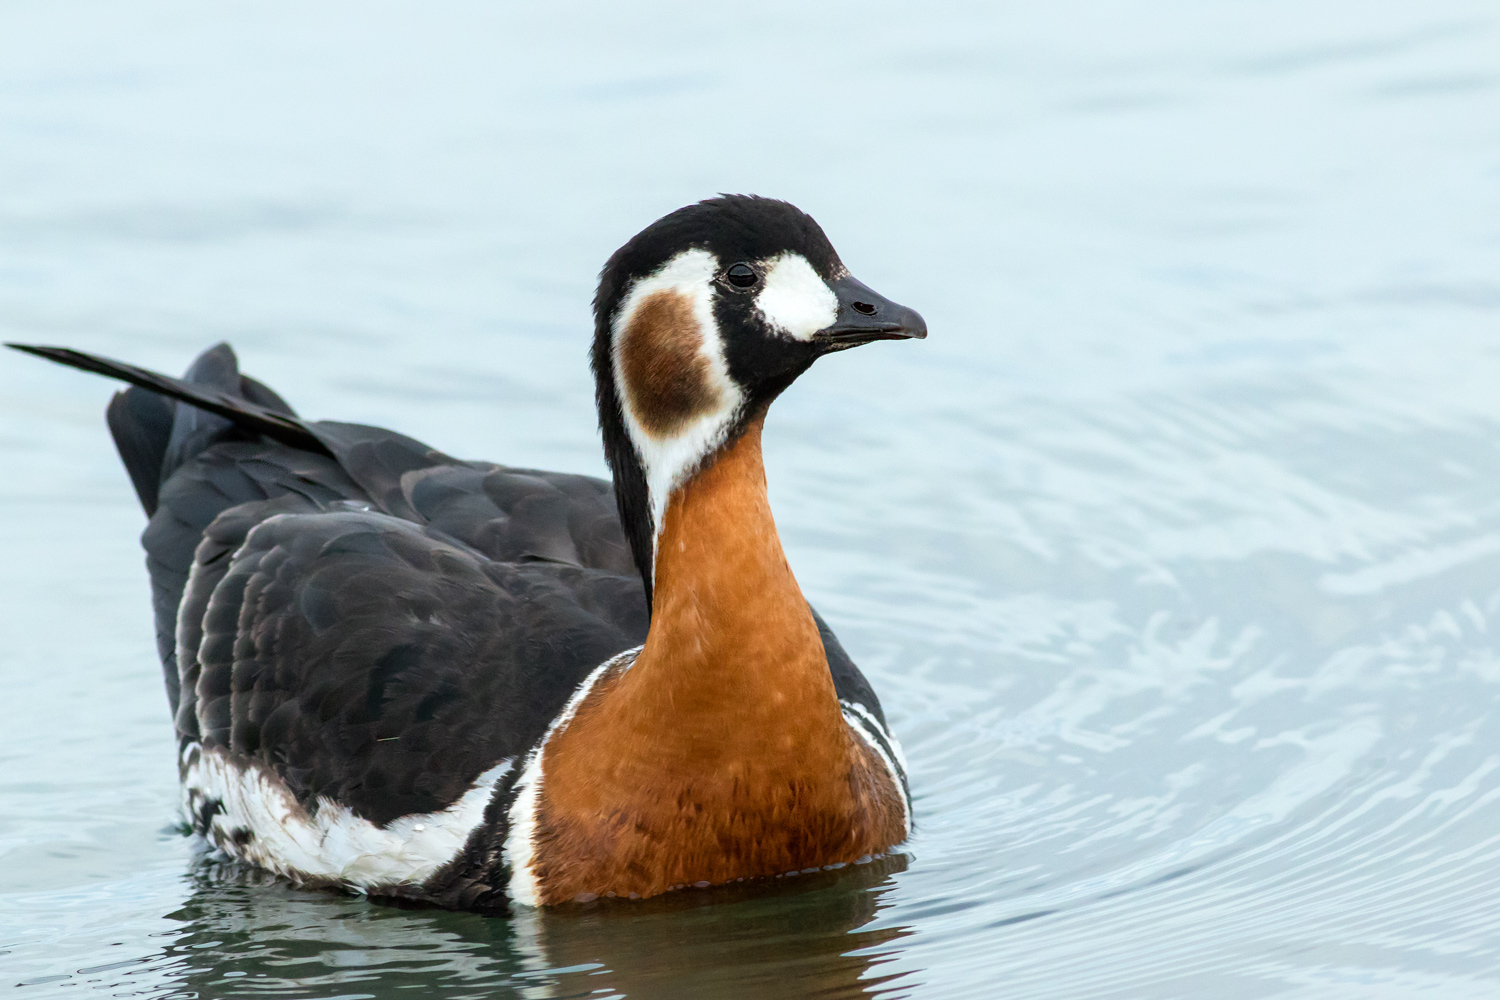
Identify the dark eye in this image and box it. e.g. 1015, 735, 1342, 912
725, 263, 759, 288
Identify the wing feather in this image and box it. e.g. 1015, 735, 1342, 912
186, 499, 648, 826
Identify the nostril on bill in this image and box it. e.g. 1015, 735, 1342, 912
851, 301, 877, 316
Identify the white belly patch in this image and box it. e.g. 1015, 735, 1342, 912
180, 743, 513, 892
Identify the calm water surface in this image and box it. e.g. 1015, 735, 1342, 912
3, 2, 1500, 997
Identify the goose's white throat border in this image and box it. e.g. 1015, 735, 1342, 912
610, 248, 745, 564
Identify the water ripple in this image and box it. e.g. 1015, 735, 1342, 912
4, 0, 1500, 997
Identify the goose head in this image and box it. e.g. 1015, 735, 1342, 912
590, 194, 925, 596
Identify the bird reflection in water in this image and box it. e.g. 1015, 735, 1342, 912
149, 849, 914, 999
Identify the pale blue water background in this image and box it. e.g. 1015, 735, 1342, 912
3, 2, 1500, 997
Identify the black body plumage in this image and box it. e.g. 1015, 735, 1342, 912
9, 322, 892, 909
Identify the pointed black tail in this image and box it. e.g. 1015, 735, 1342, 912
8, 344, 328, 454
8, 341, 334, 515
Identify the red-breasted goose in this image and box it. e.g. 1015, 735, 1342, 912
8, 194, 926, 910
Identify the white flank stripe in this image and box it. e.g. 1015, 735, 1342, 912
504, 645, 643, 907
180, 743, 513, 891
841, 704, 912, 838
841, 699, 910, 776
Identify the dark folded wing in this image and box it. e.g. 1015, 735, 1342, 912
176, 494, 648, 826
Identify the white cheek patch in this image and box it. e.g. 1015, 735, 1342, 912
611, 249, 745, 557
754, 253, 838, 341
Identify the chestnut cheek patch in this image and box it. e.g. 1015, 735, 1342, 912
618, 290, 724, 438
